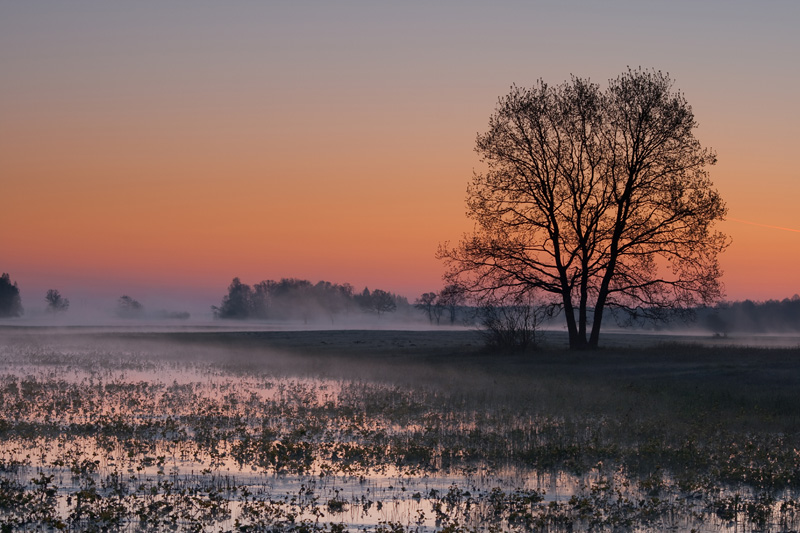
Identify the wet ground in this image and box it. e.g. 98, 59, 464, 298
0, 326, 799, 531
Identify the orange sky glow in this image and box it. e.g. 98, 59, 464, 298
2, 2, 798, 315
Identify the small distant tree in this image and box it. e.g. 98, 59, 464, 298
316, 281, 354, 323
213, 278, 253, 319
370, 289, 397, 316
117, 295, 143, 318
414, 292, 438, 323
439, 284, 466, 324
432, 297, 445, 325
354, 287, 372, 311
251, 281, 271, 319
0, 273, 23, 318
414, 292, 446, 325
45, 289, 70, 313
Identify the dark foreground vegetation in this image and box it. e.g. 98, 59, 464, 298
0, 328, 799, 531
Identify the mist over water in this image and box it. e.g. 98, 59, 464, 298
0, 281, 446, 332
1, 326, 799, 531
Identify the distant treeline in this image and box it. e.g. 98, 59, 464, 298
213, 278, 409, 322
414, 289, 800, 336
694, 296, 800, 335
0, 272, 191, 320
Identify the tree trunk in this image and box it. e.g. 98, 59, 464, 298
565, 303, 592, 349
588, 300, 605, 348
578, 268, 589, 344
562, 293, 586, 349
570, 333, 590, 349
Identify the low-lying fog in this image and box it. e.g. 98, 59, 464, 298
5, 276, 799, 345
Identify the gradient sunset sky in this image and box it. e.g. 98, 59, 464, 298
2, 1, 798, 312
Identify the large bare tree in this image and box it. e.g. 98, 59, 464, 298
439, 69, 728, 349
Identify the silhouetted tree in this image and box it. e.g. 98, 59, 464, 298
354, 287, 372, 311
370, 289, 397, 316
45, 289, 69, 313
216, 277, 371, 322
213, 278, 253, 319
251, 281, 271, 319
439, 69, 727, 349
414, 292, 438, 323
315, 281, 354, 323
432, 298, 445, 325
269, 278, 315, 322
0, 273, 23, 318
438, 284, 466, 324
355, 287, 399, 316
116, 295, 143, 318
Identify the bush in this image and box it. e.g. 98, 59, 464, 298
476, 293, 553, 351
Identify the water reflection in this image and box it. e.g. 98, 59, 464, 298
0, 338, 797, 531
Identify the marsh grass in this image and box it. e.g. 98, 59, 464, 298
0, 327, 799, 531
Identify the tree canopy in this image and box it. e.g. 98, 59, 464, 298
213, 278, 406, 321
45, 289, 70, 313
439, 69, 728, 349
116, 295, 144, 318
0, 273, 23, 318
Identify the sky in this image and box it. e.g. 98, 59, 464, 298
2, 1, 798, 314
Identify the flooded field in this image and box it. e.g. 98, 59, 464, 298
0, 327, 799, 531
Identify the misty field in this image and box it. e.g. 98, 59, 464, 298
0, 327, 799, 532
